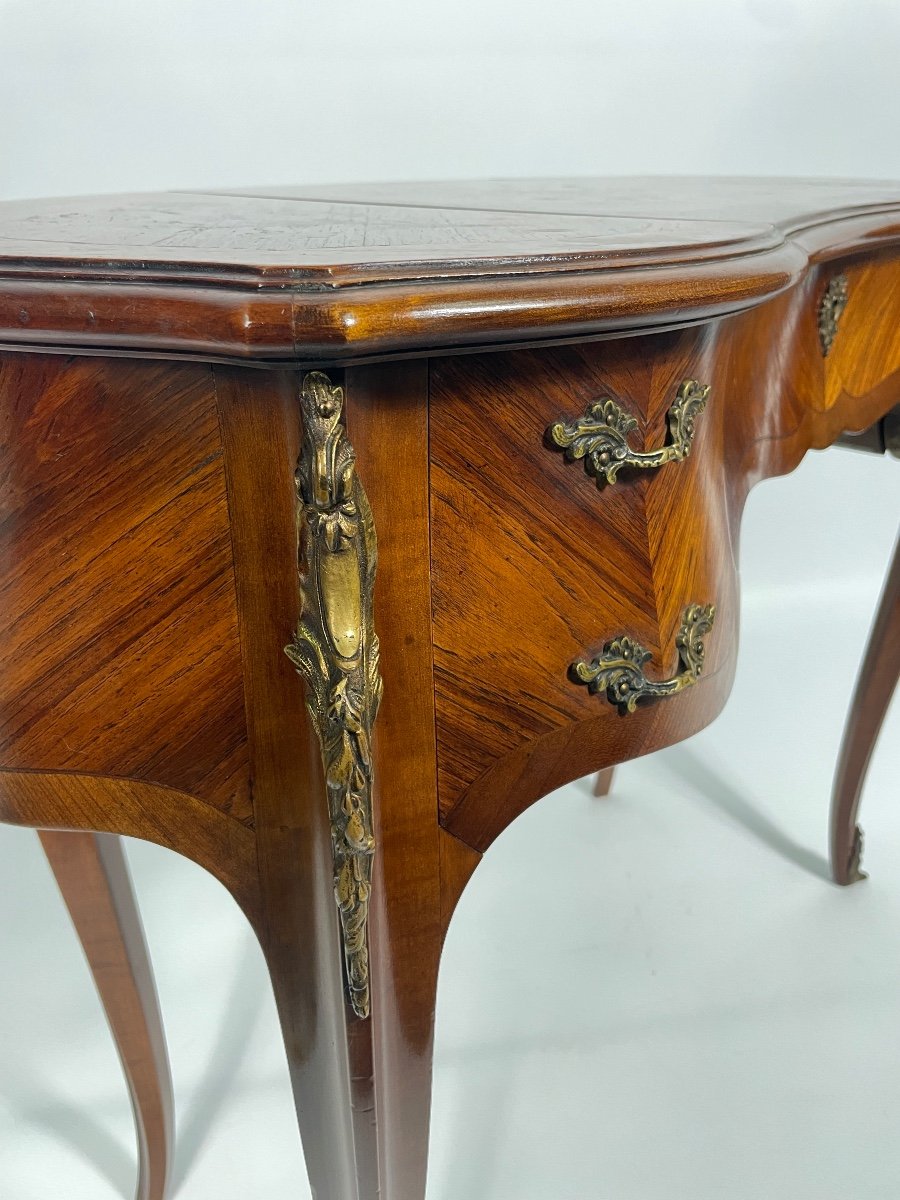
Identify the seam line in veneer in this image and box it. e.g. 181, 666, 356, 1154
0, 763, 254, 828
186, 189, 900, 241
439, 654, 732, 832
425, 359, 443, 830
210, 363, 262, 845
182, 186, 785, 230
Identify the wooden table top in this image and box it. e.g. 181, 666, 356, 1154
1, 175, 899, 1200
1, 177, 899, 359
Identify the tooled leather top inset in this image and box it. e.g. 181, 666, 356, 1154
0, 178, 898, 359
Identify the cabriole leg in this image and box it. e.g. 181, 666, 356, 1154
215, 360, 480, 1199
830, 534, 900, 884
39, 831, 174, 1200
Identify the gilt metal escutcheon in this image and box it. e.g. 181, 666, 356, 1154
547, 380, 710, 487
571, 603, 716, 712
818, 273, 848, 356
285, 370, 382, 1020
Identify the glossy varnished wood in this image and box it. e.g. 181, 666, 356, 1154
831, 534, 900, 884
426, 260, 900, 855
1, 773, 259, 922
0, 179, 898, 1200
39, 831, 173, 1200
0, 354, 250, 822
2, 179, 900, 360
429, 329, 739, 849
212, 363, 365, 1200
347, 362, 476, 1198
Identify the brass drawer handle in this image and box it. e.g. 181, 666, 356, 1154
571, 603, 716, 712
547, 379, 710, 486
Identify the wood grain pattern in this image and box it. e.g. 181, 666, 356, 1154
830, 533, 900, 884
0, 178, 898, 1200
344, 363, 483, 1200
721, 258, 900, 505
0, 353, 251, 824
39, 831, 174, 1200
825, 260, 900, 407
267, 176, 900, 227
346, 361, 445, 1199
213, 364, 366, 1200
0, 772, 260, 921
1, 180, 899, 359
430, 259, 900, 852
429, 330, 739, 847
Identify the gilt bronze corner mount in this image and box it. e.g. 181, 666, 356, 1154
285, 370, 382, 1020
818, 273, 849, 356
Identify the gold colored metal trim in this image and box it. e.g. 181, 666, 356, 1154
285, 370, 382, 1020
571, 603, 716, 712
547, 380, 710, 487
846, 825, 867, 884
818, 273, 848, 356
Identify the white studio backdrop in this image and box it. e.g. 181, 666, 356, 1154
0, 1, 899, 1198
1, 0, 900, 198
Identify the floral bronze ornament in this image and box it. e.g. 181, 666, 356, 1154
818, 273, 848, 356
285, 370, 382, 1019
571, 603, 716, 712
547, 380, 710, 486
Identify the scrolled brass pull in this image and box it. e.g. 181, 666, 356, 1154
547, 379, 710, 486
571, 603, 716, 713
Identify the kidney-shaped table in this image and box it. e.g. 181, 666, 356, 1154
0, 178, 898, 1200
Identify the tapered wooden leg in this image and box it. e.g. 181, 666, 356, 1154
254, 824, 477, 1200
322, 362, 480, 1199
39, 831, 174, 1200
215, 361, 481, 1200
830, 534, 900, 884
593, 767, 615, 797
254, 826, 477, 1200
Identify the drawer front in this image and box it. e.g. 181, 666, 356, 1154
820, 256, 900, 409
428, 328, 739, 846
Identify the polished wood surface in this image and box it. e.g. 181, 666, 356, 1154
1, 178, 900, 359
831, 534, 900, 884
39, 831, 174, 1200
0, 354, 250, 821
0, 178, 897, 1199
429, 329, 739, 847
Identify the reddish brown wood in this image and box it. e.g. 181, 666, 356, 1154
1, 180, 900, 361
0, 354, 250, 823
349, 364, 484, 1198
831, 535, 900, 885
430, 328, 741, 849
593, 768, 615, 797
348, 361, 445, 1198
209, 359, 479, 1199
0, 179, 897, 1199
213, 363, 365, 1199
0, 772, 260, 923
38, 831, 174, 1200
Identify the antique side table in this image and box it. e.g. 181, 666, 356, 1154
0, 179, 898, 1200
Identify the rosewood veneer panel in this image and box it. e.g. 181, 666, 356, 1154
429, 331, 738, 841
0, 353, 251, 823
